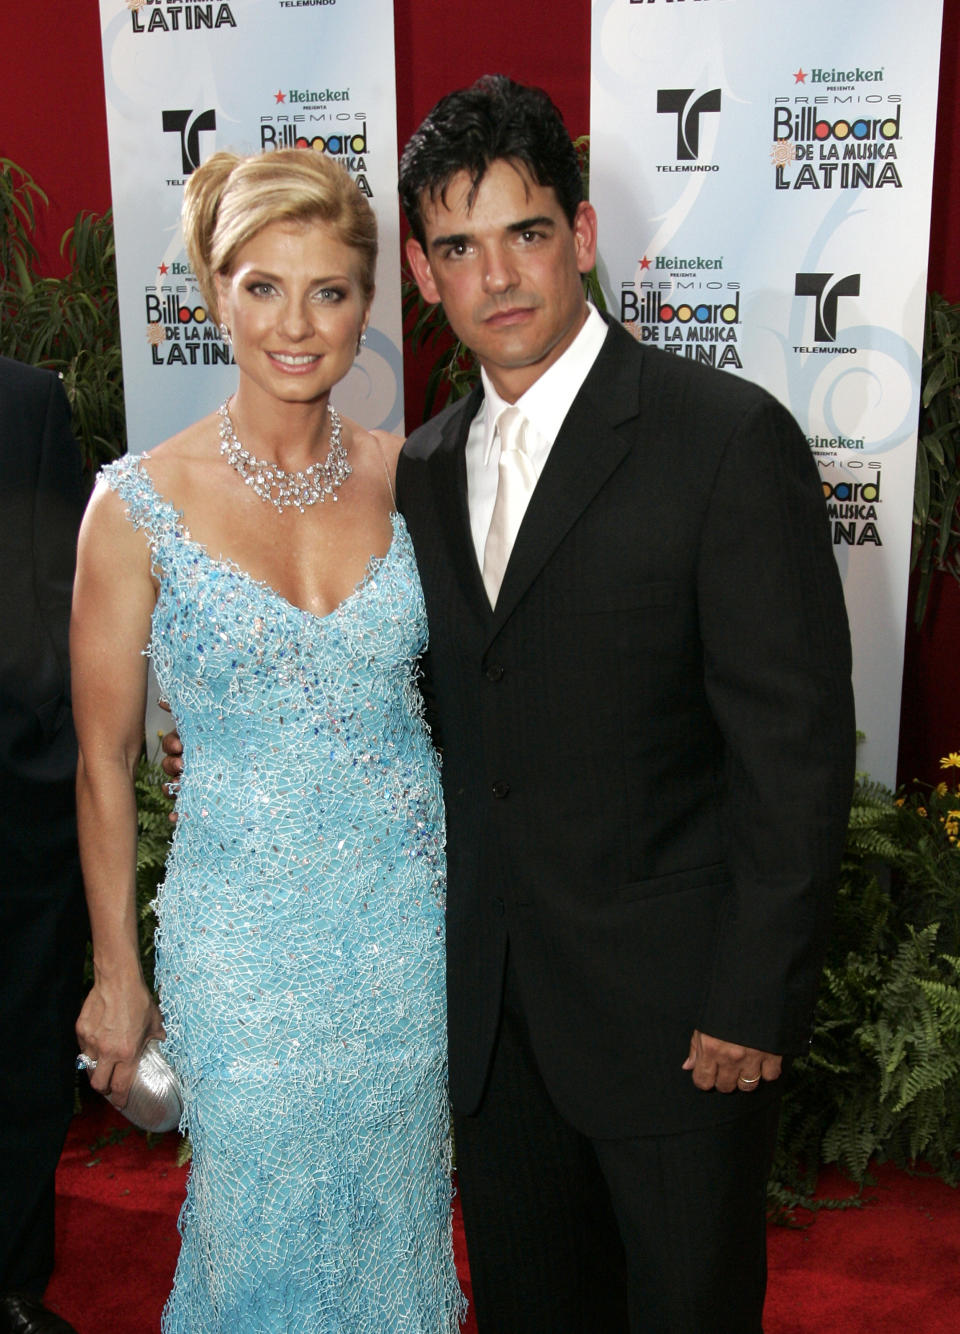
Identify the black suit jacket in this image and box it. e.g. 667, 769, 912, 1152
0, 358, 87, 1294
396, 319, 855, 1139
0, 357, 85, 866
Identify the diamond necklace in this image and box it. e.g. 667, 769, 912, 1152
217, 399, 351, 512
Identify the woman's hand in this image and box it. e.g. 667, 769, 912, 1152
76, 975, 166, 1108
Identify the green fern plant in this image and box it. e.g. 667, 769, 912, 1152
771, 762, 960, 1209
0, 158, 125, 475
0, 157, 46, 290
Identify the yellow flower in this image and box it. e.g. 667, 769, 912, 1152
918, 807, 928, 818
939, 752, 960, 769
936, 782, 949, 796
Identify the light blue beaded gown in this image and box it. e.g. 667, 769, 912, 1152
102, 456, 465, 1334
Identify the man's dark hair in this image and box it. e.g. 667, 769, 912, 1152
399, 75, 584, 249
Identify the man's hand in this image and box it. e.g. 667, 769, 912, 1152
682, 1029, 782, 1093
157, 700, 183, 819
160, 726, 183, 778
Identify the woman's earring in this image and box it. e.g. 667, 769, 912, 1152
356, 330, 367, 354
218, 322, 231, 344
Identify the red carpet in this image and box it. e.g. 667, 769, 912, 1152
45, 1095, 958, 1332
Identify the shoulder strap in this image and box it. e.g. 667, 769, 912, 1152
369, 431, 398, 508
98, 454, 184, 561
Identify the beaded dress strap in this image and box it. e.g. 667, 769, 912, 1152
98, 454, 185, 561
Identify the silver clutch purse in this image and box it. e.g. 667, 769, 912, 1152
120, 1040, 183, 1134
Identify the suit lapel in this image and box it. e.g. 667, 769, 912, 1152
487, 321, 645, 641
424, 386, 490, 621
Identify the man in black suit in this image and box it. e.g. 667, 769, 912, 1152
0, 357, 86, 1334
396, 76, 855, 1331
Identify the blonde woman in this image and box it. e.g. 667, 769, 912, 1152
72, 150, 463, 1332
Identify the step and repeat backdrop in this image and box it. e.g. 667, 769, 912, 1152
99, 0, 403, 453
591, 0, 944, 784
98, 0, 944, 784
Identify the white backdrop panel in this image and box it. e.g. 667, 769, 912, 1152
100, 0, 403, 453
591, 0, 944, 784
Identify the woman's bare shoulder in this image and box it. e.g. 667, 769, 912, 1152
369, 427, 404, 450
136, 412, 220, 493
88, 413, 220, 538
78, 471, 153, 577
144, 413, 217, 465
340, 414, 404, 487
367, 428, 404, 467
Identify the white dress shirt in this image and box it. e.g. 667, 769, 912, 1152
466, 304, 609, 567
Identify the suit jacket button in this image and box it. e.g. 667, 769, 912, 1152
485, 663, 505, 682
491, 779, 510, 798
493, 897, 505, 916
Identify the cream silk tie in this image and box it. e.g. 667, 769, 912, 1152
482, 405, 538, 607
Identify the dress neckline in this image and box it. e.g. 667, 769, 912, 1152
122, 453, 403, 625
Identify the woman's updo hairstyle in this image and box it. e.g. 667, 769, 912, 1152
182, 148, 378, 322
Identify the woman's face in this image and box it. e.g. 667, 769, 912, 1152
215, 218, 371, 407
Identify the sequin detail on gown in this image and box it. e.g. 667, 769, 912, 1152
102, 455, 465, 1333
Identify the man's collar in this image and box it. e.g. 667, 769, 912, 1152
480, 304, 609, 463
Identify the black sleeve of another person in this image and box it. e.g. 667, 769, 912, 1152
0, 357, 89, 1299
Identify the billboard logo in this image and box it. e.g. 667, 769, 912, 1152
794, 272, 860, 343
620, 277, 743, 370
771, 93, 903, 191
621, 288, 739, 327
260, 121, 367, 156
144, 290, 234, 368
774, 104, 901, 145
657, 88, 722, 160
162, 109, 217, 175
818, 461, 883, 548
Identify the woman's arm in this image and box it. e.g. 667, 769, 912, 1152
72, 481, 166, 1106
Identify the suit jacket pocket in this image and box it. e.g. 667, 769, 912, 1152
35, 691, 70, 743
616, 862, 730, 903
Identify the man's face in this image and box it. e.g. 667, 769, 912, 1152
405, 159, 598, 402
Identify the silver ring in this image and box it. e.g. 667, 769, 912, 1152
76, 1053, 98, 1072
738, 1073, 761, 1085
